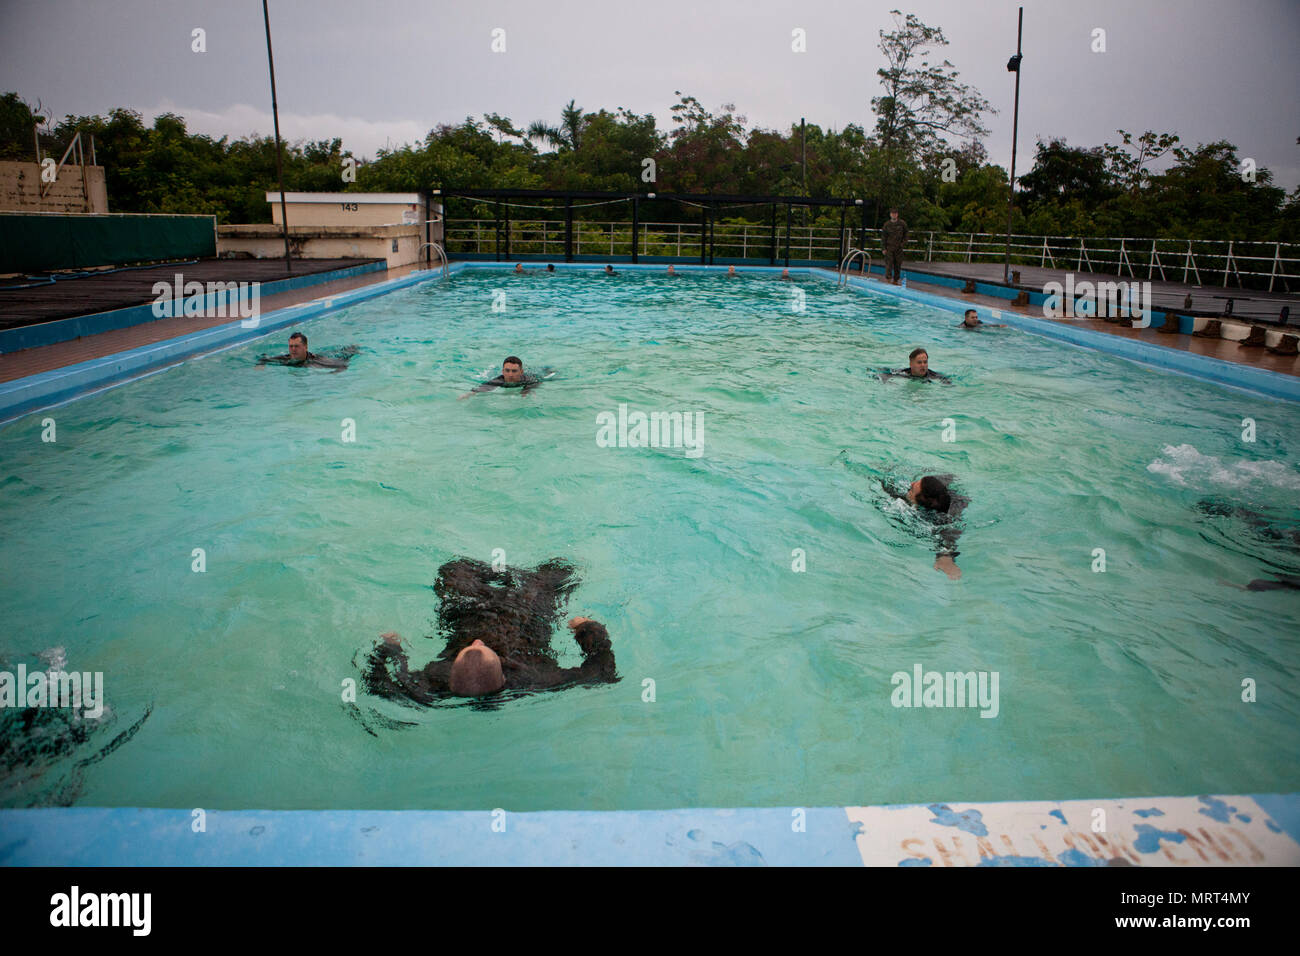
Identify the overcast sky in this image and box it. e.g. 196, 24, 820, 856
3, 0, 1298, 192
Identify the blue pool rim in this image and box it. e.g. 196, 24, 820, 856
2, 793, 1297, 866
1, 262, 1296, 427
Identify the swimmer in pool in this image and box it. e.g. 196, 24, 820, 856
667, 265, 677, 276
604, 265, 618, 275
363, 557, 618, 701
459, 356, 547, 399
880, 348, 951, 383
958, 309, 1005, 330
881, 474, 967, 579
256, 332, 358, 371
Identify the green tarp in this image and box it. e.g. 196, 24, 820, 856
0, 213, 216, 273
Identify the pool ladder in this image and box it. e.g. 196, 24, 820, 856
837, 248, 872, 287
419, 242, 450, 278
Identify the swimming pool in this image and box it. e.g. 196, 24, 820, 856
2, 266, 1298, 812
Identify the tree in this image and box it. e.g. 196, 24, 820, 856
1102, 129, 1179, 196
872, 11, 993, 156
527, 99, 584, 153
1018, 138, 1116, 208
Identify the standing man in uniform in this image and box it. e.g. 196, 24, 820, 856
882, 207, 908, 285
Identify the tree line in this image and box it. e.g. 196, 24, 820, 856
2, 10, 1295, 241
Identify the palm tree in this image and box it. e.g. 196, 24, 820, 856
527, 99, 584, 153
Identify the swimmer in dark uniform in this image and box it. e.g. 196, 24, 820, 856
882, 474, 967, 579
363, 557, 618, 702
1195, 498, 1300, 591
958, 309, 1006, 330
604, 264, 618, 275
880, 348, 951, 383
256, 332, 358, 371
458, 355, 547, 399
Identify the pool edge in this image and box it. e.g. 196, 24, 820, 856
2, 793, 1295, 866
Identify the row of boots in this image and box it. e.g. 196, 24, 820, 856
1168, 316, 1298, 355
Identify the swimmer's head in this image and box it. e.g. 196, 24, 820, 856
605, 265, 614, 273
908, 348, 929, 376
546, 264, 555, 272
502, 356, 523, 383
963, 310, 979, 327
288, 332, 308, 361
728, 266, 737, 276
908, 476, 951, 513
781, 268, 790, 278
449, 640, 505, 696
514, 263, 523, 273
667, 265, 676, 275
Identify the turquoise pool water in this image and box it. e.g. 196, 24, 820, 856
2, 268, 1298, 811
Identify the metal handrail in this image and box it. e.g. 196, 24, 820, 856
419, 242, 449, 277
442, 218, 1300, 291
838, 248, 871, 286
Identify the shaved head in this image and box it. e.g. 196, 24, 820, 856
449, 640, 505, 696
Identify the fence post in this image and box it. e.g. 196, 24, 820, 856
771, 204, 778, 265
565, 199, 573, 261
839, 204, 846, 263
785, 203, 791, 268
1223, 240, 1233, 287
1269, 241, 1281, 293
632, 197, 639, 264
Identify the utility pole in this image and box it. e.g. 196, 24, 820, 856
1003, 7, 1024, 285
801, 117, 807, 226
263, 0, 292, 271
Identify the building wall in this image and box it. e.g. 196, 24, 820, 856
269, 195, 434, 228
0, 161, 109, 213
217, 224, 443, 270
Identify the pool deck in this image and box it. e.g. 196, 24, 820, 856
2, 793, 1296, 866
907, 260, 1299, 326
895, 270, 1300, 378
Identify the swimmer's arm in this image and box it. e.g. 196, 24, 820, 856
365, 634, 443, 701
525, 619, 618, 690
460, 376, 505, 399
934, 553, 961, 580
932, 521, 963, 579
880, 478, 907, 500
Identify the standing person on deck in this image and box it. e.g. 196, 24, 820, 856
882, 208, 908, 285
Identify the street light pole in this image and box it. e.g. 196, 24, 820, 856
263, 0, 292, 271
1003, 6, 1023, 285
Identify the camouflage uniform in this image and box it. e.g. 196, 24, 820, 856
882, 215, 908, 283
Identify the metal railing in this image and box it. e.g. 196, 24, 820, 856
443, 218, 1300, 291
838, 249, 872, 287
